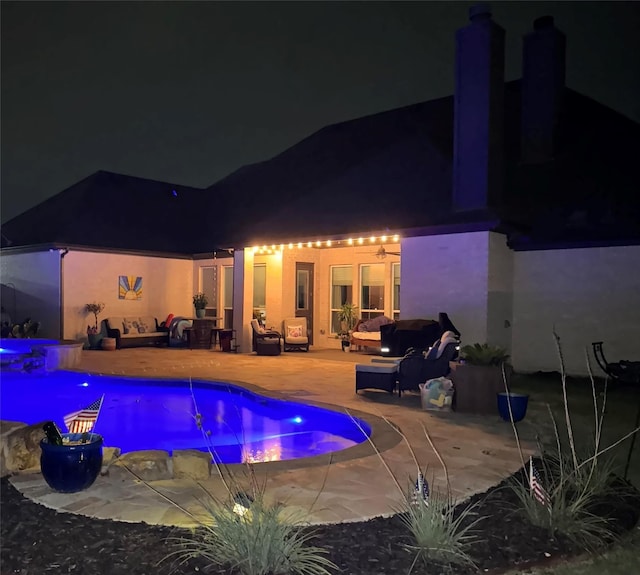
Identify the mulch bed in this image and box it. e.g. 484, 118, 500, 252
1, 472, 639, 575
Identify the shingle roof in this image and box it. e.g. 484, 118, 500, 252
1, 171, 216, 254
3, 81, 639, 254
206, 80, 640, 248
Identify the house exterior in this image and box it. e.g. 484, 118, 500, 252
2, 6, 639, 375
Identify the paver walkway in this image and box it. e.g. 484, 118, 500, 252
10, 347, 535, 527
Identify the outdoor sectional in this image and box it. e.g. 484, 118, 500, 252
104, 316, 169, 349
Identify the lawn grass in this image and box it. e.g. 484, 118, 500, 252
506, 371, 640, 574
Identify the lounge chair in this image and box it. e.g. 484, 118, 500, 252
397, 331, 460, 397
592, 342, 640, 385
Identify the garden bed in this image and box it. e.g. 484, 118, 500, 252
2, 470, 638, 575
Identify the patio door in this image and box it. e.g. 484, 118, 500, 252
295, 262, 314, 345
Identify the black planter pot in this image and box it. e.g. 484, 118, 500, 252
40, 433, 103, 493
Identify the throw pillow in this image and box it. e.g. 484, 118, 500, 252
123, 319, 138, 335
287, 325, 303, 338
137, 318, 150, 334
359, 315, 393, 332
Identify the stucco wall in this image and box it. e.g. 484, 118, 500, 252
400, 231, 493, 346
487, 232, 514, 352
63, 250, 193, 341
512, 245, 640, 375
0, 250, 62, 339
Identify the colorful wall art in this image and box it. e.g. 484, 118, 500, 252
118, 275, 143, 300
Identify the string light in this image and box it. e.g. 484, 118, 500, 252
245, 234, 401, 253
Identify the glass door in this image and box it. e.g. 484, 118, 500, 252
295, 262, 314, 344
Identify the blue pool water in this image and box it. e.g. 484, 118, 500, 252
0, 370, 371, 463
0, 338, 60, 356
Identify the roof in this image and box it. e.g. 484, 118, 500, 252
3, 81, 639, 254
1, 171, 216, 254
207, 80, 640, 249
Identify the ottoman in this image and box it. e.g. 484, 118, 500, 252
355, 364, 397, 394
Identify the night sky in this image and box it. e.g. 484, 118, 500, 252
1, 1, 639, 223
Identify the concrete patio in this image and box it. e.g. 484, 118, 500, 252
9, 346, 536, 527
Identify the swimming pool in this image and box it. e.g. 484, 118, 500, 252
0, 370, 371, 463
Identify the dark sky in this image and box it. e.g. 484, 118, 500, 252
1, 1, 639, 223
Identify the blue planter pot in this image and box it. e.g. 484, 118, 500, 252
40, 433, 103, 493
497, 392, 529, 422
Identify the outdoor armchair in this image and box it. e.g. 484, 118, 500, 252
250, 319, 281, 356
282, 317, 310, 352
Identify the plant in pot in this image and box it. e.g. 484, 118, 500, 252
450, 343, 514, 414
84, 302, 105, 349
5, 317, 41, 338
40, 421, 104, 493
193, 292, 208, 319
337, 303, 358, 352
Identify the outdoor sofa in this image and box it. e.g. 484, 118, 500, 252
104, 316, 169, 349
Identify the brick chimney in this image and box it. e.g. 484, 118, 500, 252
453, 3, 505, 212
521, 15, 566, 163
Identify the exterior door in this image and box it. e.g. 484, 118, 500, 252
295, 262, 314, 345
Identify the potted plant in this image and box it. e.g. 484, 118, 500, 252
193, 292, 208, 319
450, 343, 513, 414
84, 302, 105, 349
337, 303, 358, 351
40, 422, 103, 493
4, 317, 41, 338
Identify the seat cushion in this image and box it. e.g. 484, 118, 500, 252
355, 364, 397, 374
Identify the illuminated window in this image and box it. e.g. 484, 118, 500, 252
392, 263, 400, 320
360, 264, 385, 320
223, 266, 234, 329
330, 266, 353, 334
253, 264, 266, 324
201, 266, 218, 318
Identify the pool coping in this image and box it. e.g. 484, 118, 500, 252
5, 351, 536, 528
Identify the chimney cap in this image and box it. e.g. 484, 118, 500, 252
533, 15, 555, 30
469, 3, 492, 23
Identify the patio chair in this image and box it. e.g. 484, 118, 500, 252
592, 342, 640, 385
282, 317, 310, 352
397, 331, 460, 397
250, 319, 281, 356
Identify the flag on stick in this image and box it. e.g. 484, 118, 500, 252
529, 456, 550, 508
64, 395, 104, 434
411, 472, 430, 506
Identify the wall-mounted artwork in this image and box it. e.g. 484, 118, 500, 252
119, 276, 143, 300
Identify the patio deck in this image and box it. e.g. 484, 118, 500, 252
9, 346, 536, 527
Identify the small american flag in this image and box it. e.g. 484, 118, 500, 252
529, 456, 550, 508
64, 395, 104, 434
411, 472, 430, 506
